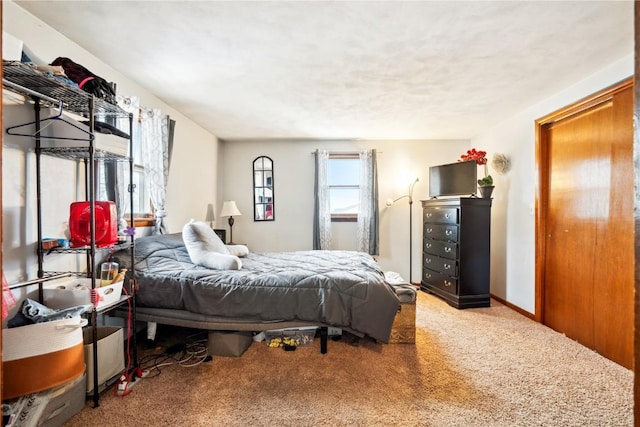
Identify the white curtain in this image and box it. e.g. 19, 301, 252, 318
141, 108, 170, 234
313, 149, 331, 249
113, 96, 139, 233
357, 149, 379, 255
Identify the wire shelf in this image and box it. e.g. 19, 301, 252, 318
39, 241, 133, 256
40, 146, 129, 162
3, 61, 129, 118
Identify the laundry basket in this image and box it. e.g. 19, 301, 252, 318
2, 317, 87, 399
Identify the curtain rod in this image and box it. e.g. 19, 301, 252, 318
310, 150, 383, 154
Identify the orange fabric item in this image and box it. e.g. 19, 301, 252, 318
3, 343, 85, 399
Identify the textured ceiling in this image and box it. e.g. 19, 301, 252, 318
14, 1, 633, 141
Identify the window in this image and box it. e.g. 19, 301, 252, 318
96, 112, 153, 227
127, 128, 152, 217
328, 154, 360, 221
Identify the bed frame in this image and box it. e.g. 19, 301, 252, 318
116, 306, 366, 354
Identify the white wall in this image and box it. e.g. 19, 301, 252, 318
472, 54, 634, 314
221, 139, 469, 283
2, 1, 221, 283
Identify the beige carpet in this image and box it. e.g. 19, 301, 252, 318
65, 292, 633, 426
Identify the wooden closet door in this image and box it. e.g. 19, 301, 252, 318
539, 81, 633, 369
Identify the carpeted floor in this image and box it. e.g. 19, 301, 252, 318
65, 292, 633, 426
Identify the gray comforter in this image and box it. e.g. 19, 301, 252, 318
128, 233, 400, 342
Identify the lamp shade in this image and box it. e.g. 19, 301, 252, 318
205, 203, 215, 222
220, 201, 242, 217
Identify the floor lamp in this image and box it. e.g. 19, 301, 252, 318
386, 178, 419, 284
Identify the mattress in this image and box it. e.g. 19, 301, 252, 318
122, 233, 400, 342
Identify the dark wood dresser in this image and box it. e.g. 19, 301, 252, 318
420, 197, 492, 308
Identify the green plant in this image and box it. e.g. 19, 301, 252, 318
477, 175, 493, 187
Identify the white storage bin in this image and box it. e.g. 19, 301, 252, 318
2, 32, 23, 61
2, 317, 87, 399
83, 326, 125, 393
44, 278, 123, 310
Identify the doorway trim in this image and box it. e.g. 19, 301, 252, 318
534, 77, 633, 324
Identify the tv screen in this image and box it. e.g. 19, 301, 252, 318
429, 160, 477, 197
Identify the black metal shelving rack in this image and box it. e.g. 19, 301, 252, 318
3, 61, 138, 407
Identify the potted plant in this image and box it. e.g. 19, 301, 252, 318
477, 174, 494, 187
460, 148, 494, 198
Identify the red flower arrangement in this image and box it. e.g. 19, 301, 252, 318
460, 148, 487, 165
460, 148, 493, 186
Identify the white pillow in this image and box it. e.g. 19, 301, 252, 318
193, 251, 242, 270
226, 244, 250, 257
182, 221, 242, 270
183, 221, 229, 254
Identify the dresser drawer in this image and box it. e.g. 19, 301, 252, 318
423, 207, 458, 224
423, 224, 458, 242
422, 268, 458, 294
423, 254, 458, 276
423, 239, 458, 260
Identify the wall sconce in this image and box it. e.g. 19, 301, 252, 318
491, 153, 511, 175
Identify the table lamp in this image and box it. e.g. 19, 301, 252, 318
220, 201, 242, 244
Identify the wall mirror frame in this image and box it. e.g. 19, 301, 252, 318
253, 156, 274, 221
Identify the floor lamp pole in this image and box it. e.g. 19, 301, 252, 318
408, 177, 418, 286
409, 198, 413, 285
387, 178, 419, 286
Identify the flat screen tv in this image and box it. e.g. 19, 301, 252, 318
428, 160, 477, 198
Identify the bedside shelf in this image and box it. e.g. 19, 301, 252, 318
3, 60, 138, 408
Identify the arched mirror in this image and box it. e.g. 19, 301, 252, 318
253, 156, 274, 221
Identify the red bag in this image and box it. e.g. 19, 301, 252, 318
2, 273, 17, 320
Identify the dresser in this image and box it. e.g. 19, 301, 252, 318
420, 198, 492, 308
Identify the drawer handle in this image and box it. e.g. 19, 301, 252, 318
444, 213, 450, 218
425, 243, 432, 248
444, 247, 452, 253
445, 230, 453, 236
425, 258, 432, 263
426, 212, 432, 218
444, 280, 452, 287
426, 228, 433, 233
425, 273, 432, 278
444, 263, 451, 270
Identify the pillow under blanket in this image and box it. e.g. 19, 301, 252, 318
226, 244, 249, 257
182, 221, 242, 270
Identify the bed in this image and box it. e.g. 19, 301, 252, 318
114, 229, 401, 353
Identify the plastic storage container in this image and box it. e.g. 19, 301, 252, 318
265, 327, 317, 348
3, 372, 86, 427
